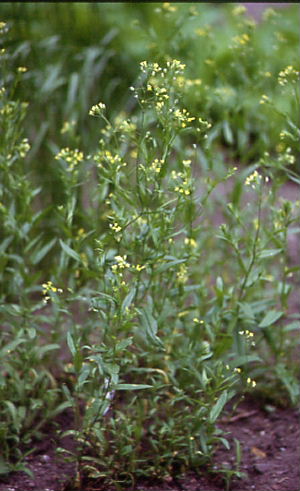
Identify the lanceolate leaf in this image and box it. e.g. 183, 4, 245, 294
259, 310, 283, 328
59, 239, 81, 262
209, 391, 228, 423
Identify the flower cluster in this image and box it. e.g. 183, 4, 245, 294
172, 170, 193, 196
95, 150, 127, 170
172, 108, 195, 129
109, 219, 122, 233
150, 158, 164, 174
89, 102, 106, 116
176, 264, 188, 284
55, 147, 84, 172
239, 329, 255, 346
278, 65, 300, 86
245, 170, 262, 189
17, 138, 31, 158
277, 147, 296, 166
197, 117, 212, 136
42, 281, 63, 303
232, 33, 250, 47
111, 255, 130, 273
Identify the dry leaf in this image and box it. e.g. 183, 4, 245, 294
251, 446, 267, 458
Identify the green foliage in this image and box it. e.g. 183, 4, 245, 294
0, 5, 299, 488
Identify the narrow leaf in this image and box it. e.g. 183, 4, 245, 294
259, 310, 283, 328
209, 391, 228, 423
59, 239, 81, 262
113, 383, 152, 390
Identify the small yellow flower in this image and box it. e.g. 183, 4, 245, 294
55, 148, 84, 172
176, 264, 188, 284
232, 33, 250, 47
17, 66, 28, 73
114, 255, 130, 269
259, 94, 270, 105
109, 222, 122, 233
245, 170, 262, 189
162, 2, 177, 12
185, 237, 197, 248
278, 65, 300, 86
42, 281, 63, 303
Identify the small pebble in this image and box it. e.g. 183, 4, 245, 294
41, 454, 51, 463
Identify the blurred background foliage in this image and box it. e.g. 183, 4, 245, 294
1, 3, 299, 161
0, 2, 299, 279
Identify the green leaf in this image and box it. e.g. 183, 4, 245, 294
138, 306, 165, 349
229, 354, 262, 368
38, 344, 60, 357
0, 338, 25, 358
209, 391, 228, 423
259, 310, 283, 328
121, 287, 136, 313
115, 337, 133, 352
283, 321, 300, 332
239, 302, 255, 323
0, 457, 10, 475
223, 120, 233, 144
259, 248, 282, 259
59, 239, 81, 262
113, 383, 152, 390
156, 258, 186, 273
31, 238, 57, 265
67, 332, 76, 357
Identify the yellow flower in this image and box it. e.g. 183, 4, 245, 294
245, 170, 262, 188
42, 281, 63, 303
162, 2, 177, 12
114, 255, 130, 269
259, 94, 270, 105
185, 237, 197, 248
